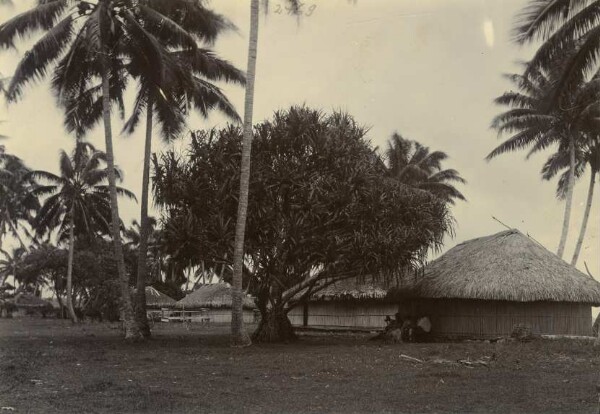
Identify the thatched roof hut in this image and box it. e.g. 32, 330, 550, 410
289, 229, 600, 337
310, 278, 390, 301
145, 286, 176, 309
14, 293, 53, 310
176, 284, 256, 310
416, 229, 600, 304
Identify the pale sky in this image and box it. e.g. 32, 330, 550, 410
1, 0, 598, 278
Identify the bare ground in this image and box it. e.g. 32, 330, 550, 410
1, 317, 599, 413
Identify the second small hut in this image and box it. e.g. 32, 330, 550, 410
175, 284, 258, 324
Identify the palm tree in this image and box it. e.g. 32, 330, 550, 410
542, 133, 600, 265
230, 0, 304, 347
122, 46, 243, 337
487, 62, 597, 258
31, 141, 135, 322
0, 0, 225, 340
385, 133, 466, 205
0, 246, 25, 288
513, 0, 600, 111
0, 151, 39, 250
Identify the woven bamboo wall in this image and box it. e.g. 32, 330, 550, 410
187, 309, 257, 324
288, 302, 398, 328
414, 299, 592, 338
289, 299, 593, 336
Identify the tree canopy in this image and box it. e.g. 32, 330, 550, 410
153, 106, 454, 341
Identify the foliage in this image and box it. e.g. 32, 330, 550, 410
0, 150, 39, 246
17, 242, 122, 320
153, 106, 453, 339
513, 0, 600, 111
385, 132, 466, 205
488, 60, 599, 162
31, 141, 135, 242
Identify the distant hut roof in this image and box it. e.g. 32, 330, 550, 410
145, 287, 176, 308
418, 229, 600, 305
175, 284, 256, 309
305, 277, 398, 302
14, 293, 53, 309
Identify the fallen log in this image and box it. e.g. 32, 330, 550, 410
540, 335, 595, 341
399, 354, 424, 363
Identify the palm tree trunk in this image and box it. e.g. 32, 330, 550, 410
556, 135, 576, 259
66, 208, 78, 323
571, 170, 596, 266
100, 60, 141, 341
230, 0, 259, 347
135, 95, 153, 338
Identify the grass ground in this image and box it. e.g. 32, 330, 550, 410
1, 317, 599, 413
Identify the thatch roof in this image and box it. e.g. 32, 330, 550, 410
175, 284, 256, 309
145, 287, 176, 308
307, 278, 393, 301
417, 229, 600, 305
14, 293, 53, 309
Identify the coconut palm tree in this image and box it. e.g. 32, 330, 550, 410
64, 44, 243, 336
513, 0, 600, 111
0, 246, 25, 288
30, 141, 135, 322
487, 60, 598, 258
542, 132, 600, 265
122, 47, 243, 337
230, 0, 307, 347
385, 133, 466, 205
0, 151, 39, 250
0, 0, 227, 340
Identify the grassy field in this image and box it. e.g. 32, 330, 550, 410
1, 317, 599, 413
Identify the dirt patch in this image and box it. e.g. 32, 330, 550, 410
1, 317, 599, 413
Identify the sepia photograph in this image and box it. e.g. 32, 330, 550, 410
0, 0, 599, 412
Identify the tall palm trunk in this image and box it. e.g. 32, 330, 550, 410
135, 95, 153, 338
571, 170, 596, 266
231, 0, 259, 347
101, 61, 141, 341
66, 207, 78, 323
556, 135, 576, 259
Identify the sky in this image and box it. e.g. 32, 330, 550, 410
1, 0, 598, 279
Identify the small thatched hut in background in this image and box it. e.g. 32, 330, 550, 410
175, 284, 257, 324
288, 279, 397, 329
13, 293, 54, 317
145, 286, 176, 309
144, 287, 177, 321
290, 230, 600, 338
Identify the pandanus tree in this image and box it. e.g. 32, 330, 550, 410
0, 0, 228, 339
385, 133, 466, 205
30, 141, 135, 322
154, 107, 453, 342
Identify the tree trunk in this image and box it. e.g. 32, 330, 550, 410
135, 97, 153, 338
571, 170, 596, 266
252, 307, 296, 343
230, 0, 259, 347
556, 135, 576, 259
66, 208, 78, 323
100, 57, 141, 341
593, 311, 600, 347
